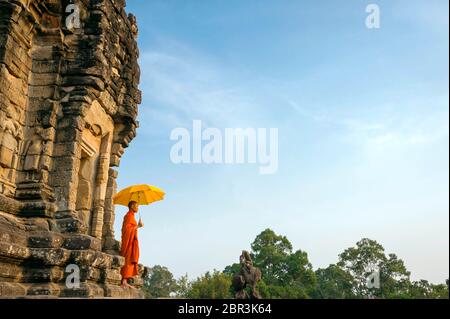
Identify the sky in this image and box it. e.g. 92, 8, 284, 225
114, 0, 449, 283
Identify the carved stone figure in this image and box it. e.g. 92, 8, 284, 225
76, 154, 94, 229
23, 130, 43, 171
22, 128, 52, 181
0, 116, 23, 180
232, 250, 262, 299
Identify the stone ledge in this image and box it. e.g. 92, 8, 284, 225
103, 283, 144, 299
0, 239, 125, 270
0, 221, 28, 247
0, 282, 145, 299
0, 282, 27, 298
62, 234, 101, 251
0, 242, 31, 261
25, 283, 62, 297
59, 282, 106, 298
0, 193, 23, 215
29, 248, 71, 266
0, 261, 25, 281
69, 249, 118, 269
28, 231, 64, 248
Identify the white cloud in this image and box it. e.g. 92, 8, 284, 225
137, 41, 265, 132
287, 96, 449, 150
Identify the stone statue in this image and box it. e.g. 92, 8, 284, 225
0, 115, 23, 181
23, 130, 44, 171
22, 128, 51, 181
232, 250, 262, 299
76, 155, 94, 228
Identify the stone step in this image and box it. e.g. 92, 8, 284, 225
0, 282, 144, 298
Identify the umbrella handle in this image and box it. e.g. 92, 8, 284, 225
137, 192, 142, 221
138, 211, 143, 227
136, 192, 144, 227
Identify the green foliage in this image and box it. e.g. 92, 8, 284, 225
283, 250, 317, 295
142, 265, 178, 299
251, 228, 293, 284
141, 231, 448, 300
429, 282, 449, 299
186, 270, 233, 299
406, 280, 449, 299
244, 229, 316, 298
223, 263, 240, 276
314, 264, 355, 299
337, 238, 411, 298
175, 274, 191, 298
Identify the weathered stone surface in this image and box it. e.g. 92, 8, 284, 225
70, 250, 114, 269
0, 214, 28, 246
60, 282, 107, 298
26, 283, 62, 297
55, 217, 87, 234
63, 234, 101, 251
101, 268, 122, 284
22, 267, 65, 283
0, 242, 31, 261
0, 262, 25, 281
233, 251, 262, 299
28, 232, 64, 248
104, 284, 144, 298
29, 248, 71, 267
0, 282, 27, 297
0, 0, 144, 298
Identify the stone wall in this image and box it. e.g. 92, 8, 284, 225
0, 0, 145, 298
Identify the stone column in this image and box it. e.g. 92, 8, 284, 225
51, 108, 87, 234
13, 3, 64, 218
102, 168, 119, 253
91, 133, 113, 239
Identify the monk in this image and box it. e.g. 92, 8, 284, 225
120, 201, 144, 288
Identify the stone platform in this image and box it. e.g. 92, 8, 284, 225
0, 210, 146, 298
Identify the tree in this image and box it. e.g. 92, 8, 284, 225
223, 263, 240, 276
251, 229, 293, 284
156, 232, 448, 300
282, 250, 317, 297
142, 265, 178, 299
175, 273, 191, 298
429, 281, 449, 299
379, 253, 411, 298
314, 264, 355, 299
187, 270, 233, 299
337, 238, 410, 298
407, 280, 449, 299
246, 229, 317, 298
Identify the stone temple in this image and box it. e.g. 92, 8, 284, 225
0, 0, 145, 298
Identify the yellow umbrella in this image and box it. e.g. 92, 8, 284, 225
113, 184, 165, 207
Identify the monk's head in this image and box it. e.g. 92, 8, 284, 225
128, 201, 138, 213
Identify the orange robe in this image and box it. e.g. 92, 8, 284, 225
120, 211, 140, 279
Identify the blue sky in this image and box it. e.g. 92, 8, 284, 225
114, 0, 449, 283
